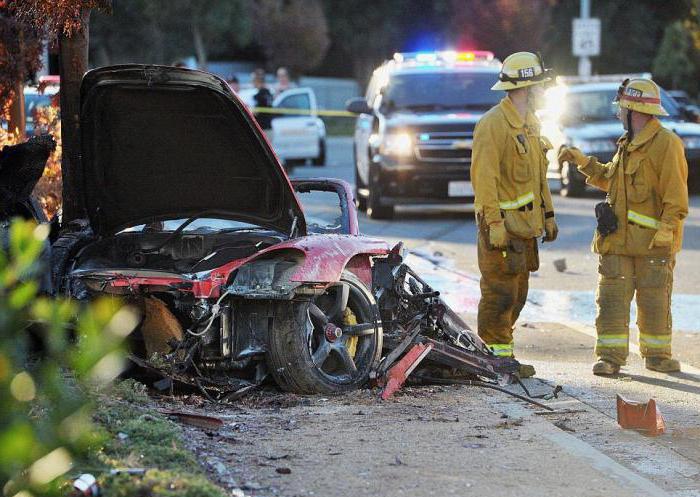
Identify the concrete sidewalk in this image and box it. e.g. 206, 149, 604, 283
514, 321, 700, 496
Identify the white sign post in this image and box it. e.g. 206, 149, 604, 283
573, 18, 601, 57
573, 17, 601, 77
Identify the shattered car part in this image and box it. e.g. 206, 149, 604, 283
0, 134, 54, 221
161, 410, 225, 430
372, 245, 520, 393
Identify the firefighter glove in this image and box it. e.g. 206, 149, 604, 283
558, 146, 589, 167
544, 216, 558, 242
488, 221, 508, 249
648, 224, 674, 250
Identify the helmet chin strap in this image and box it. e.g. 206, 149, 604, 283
627, 110, 634, 142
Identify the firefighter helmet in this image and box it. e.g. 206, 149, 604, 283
491, 52, 553, 91
614, 78, 668, 116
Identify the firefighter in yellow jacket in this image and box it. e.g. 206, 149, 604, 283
471, 52, 558, 378
559, 78, 688, 375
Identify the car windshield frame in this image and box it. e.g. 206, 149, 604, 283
119, 217, 270, 234
561, 87, 682, 125
381, 71, 504, 113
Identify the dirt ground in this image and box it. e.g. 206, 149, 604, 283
150, 320, 700, 497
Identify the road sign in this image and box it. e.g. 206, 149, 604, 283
572, 17, 601, 57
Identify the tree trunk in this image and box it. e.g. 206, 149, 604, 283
59, 8, 90, 222
8, 30, 26, 142
8, 80, 26, 141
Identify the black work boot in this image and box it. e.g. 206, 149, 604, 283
517, 363, 536, 378
645, 357, 680, 373
592, 360, 620, 376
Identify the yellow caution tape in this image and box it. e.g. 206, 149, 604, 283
252, 106, 357, 117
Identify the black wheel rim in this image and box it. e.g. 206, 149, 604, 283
306, 281, 378, 384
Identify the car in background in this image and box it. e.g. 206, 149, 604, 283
238, 86, 326, 169
346, 51, 503, 219
667, 89, 700, 121
543, 79, 700, 196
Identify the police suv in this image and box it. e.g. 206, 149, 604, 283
346, 51, 504, 219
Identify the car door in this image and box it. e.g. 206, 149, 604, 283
272, 88, 320, 161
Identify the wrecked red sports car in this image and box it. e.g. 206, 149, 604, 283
48, 65, 519, 399
51, 65, 391, 394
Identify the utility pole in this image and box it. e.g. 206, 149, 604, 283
578, 0, 591, 77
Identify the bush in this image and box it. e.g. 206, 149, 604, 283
0, 218, 135, 497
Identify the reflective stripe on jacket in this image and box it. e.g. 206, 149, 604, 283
472, 97, 555, 239
578, 118, 688, 256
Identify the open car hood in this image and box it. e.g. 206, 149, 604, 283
78, 65, 305, 235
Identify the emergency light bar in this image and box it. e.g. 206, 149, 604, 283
393, 50, 497, 66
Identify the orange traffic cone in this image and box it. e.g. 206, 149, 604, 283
616, 395, 666, 436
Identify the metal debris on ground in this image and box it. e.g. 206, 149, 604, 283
109, 468, 146, 475
161, 410, 225, 430
71, 474, 100, 497
371, 246, 531, 401
616, 394, 666, 436
553, 258, 567, 272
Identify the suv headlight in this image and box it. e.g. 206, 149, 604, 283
381, 132, 414, 157
572, 138, 617, 154
682, 136, 700, 149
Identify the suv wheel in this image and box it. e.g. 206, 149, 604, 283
367, 188, 394, 219
312, 138, 326, 167
366, 163, 394, 219
560, 159, 585, 197
354, 148, 368, 212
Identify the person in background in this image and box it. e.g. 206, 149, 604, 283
274, 67, 296, 95
226, 75, 240, 93
251, 68, 274, 131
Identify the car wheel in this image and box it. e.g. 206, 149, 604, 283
50, 229, 93, 296
267, 270, 383, 394
312, 138, 326, 167
367, 184, 394, 219
560, 159, 585, 197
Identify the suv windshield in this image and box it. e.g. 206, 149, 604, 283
562, 89, 681, 124
382, 72, 503, 112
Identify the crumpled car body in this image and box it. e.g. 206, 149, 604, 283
52, 65, 392, 394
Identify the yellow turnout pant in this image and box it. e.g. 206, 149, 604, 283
595, 254, 675, 365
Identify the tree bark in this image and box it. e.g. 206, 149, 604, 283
58, 7, 90, 222
8, 30, 26, 141
8, 79, 26, 141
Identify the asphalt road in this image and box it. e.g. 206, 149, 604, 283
291, 137, 700, 333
